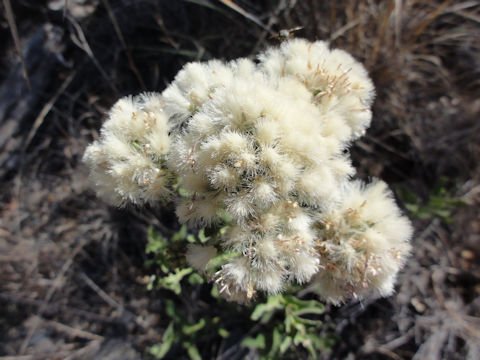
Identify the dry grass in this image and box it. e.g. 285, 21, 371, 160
0, 0, 479, 359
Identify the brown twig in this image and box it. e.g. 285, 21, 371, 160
46, 320, 104, 341
23, 70, 77, 151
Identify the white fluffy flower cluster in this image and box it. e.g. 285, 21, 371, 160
84, 39, 412, 304
83, 93, 172, 206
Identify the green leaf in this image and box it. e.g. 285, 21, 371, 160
293, 332, 318, 359
158, 268, 193, 294
309, 332, 335, 351
198, 228, 210, 243
149, 322, 175, 359
268, 327, 282, 357
182, 341, 202, 360
292, 305, 325, 317
187, 345, 202, 360
188, 272, 204, 285
210, 285, 220, 299
241, 334, 266, 349
285, 313, 306, 334
146, 228, 168, 255
182, 318, 206, 335
146, 275, 156, 291
251, 294, 283, 322
131, 140, 142, 151
279, 336, 292, 354
172, 225, 188, 242
218, 328, 229, 338
165, 300, 182, 323
178, 187, 190, 198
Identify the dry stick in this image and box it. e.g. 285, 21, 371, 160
23, 70, 77, 151
67, 15, 119, 94
14, 71, 77, 223
102, 0, 146, 90
79, 272, 122, 310
3, 0, 31, 90
63, 341, 101, 360
410, 0, 453, 45
47, 320, 104, 341
19, 237, 90, 355
218, 0, 271, 33
79, 272, 147, 330
154, 15, 179, 49
330, 19, 360, 42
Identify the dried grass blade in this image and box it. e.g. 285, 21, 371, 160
410, 0, 453, 44
371, 0, 395, 65
23, 70, 77, 151
67, 15, 118, 94
218, 0, 270, 32
3, 0, 31, 90
102, 0, 146, 90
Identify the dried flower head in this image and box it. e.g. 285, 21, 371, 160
84, 39, 412, 305
312, 180, 412, 304
83, 93, 172, 206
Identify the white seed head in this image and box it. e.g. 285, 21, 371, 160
84, 39, 412, 305
83, 93, 172, 206
312, 180, 413, 304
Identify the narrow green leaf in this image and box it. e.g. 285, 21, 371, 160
182, 341, 202, 360
279, 336, 292, 354
172, 225, 188, 242
268, 327, 282, 357
182, 318, 206, 335
241, 334, 266, 349
198, 228, 210, 243
187, 345, 202, 360
165, 300, 182, 323
188, 272, 204, 285
149, 322, 175, 359
218, 328, 229, 338
251, 295, 283, 322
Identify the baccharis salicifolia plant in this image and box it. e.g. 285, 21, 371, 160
84, 39, 413, 305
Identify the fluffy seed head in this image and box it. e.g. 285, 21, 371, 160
84, 39, 412, 305
83, 93, 172, 206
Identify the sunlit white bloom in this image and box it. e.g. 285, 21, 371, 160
259, 38, 375, 143
83, 93, 172, 206
84, 39, 412, 305
168, 73, 343, 226
312, 180, 413, 304
215, 257, 253, 303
